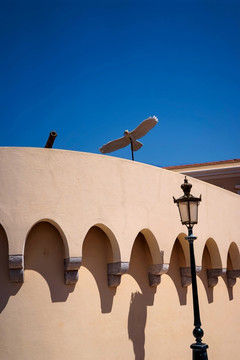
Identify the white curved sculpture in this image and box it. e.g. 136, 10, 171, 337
99, 116, 158, 160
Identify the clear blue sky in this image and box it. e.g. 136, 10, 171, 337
1, 0, 239, 166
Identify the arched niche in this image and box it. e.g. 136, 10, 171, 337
176, 233, 190, 267
167, 237, 189, 305
136, 229, 169, 287
94, 223, 120, 262
139, 228, 162, 264
202, 238, 224, 289
174, 233, 202, 290
226, 242, 240, 288
24, 220, 74, 302
128, 232, 156, 302
0, 224, 9, 278
0, 224, 22, 312
25, 218, 69, 258
127, 233, 156, 360
81, 225, 116, 313
227, 242, 240, 270
82, 225, 114, 264
204, 238, 222, 269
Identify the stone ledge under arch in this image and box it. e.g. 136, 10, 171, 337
207, 268, 227, 287
9, 255, 24, 283
64, 257, 82, 285
107, 262, 129, 287
148, 262, 169, 287
180, 266, 202, 287
227, 270, 240, 287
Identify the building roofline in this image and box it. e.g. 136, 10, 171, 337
164, 159, 240, 170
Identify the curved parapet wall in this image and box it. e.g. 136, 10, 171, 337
0, 147, 240, 360
0, 147, 239, 264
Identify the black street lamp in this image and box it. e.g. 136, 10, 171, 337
173, 177, 209, 360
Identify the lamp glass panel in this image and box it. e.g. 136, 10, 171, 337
189, 201, 198, 223
178, 202, 189, 223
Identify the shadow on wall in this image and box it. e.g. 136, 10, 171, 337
24, 221, 75, 302
128, 292, 146, 360
128, 233, 156, 360
81, 226, 116, 314
2, 220, 240, 317
222, 252, 233, 300
221, 242, 240, 301
198, 238, 223, 304
167, 238, 187, 306
198, 245, 214, 303
0, 225, 22, 313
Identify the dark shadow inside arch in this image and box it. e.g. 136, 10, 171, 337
225, 253, 233, 300
198, 239, 224, 304
128, 232, 156, 360
140, 228, 162, 264
198, 245, 213, 303
224, 243, 240, 300
0, 225, 22, 313
81, 226, 116, 314
167, 237, 187, 306
25, 221, 74, 302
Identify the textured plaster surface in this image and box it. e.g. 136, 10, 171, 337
0, 148, 240, 360
0, 148, 239, 266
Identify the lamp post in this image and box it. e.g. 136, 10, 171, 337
173, 177, 208, 360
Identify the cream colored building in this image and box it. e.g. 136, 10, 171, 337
165, 159, 240, 194
0, 147, 240, 360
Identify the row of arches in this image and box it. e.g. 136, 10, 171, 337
1, 219, 240, 267
1, 220, 240, 286
0, 221, 240, 313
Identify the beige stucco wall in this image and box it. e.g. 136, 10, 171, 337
0, 147, 240, 359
